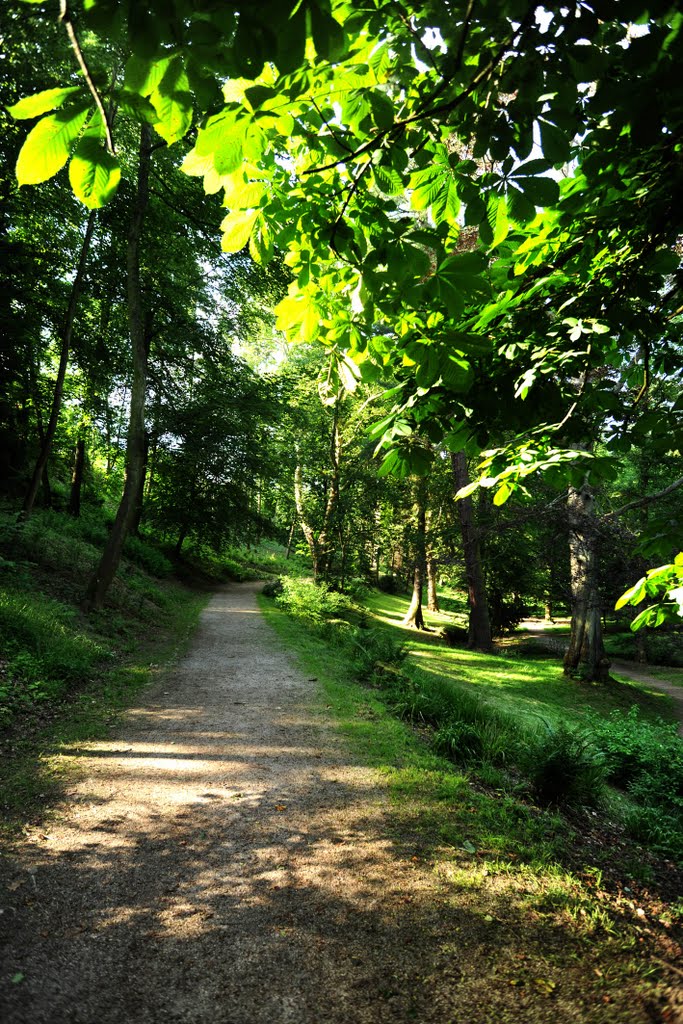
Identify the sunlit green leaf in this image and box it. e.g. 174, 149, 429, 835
8, 86, 80, 120
16, 106, 90, 185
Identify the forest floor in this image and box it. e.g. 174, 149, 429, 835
1, 582, 681, 1024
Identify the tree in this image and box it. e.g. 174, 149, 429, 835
7, 1, 683, 636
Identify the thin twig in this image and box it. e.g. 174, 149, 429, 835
59, 0, 115, 154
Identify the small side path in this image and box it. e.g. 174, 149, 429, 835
610, 660, 683, 736
0, 584, 679, 1023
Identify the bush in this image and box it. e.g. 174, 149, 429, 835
262, 578, 284, 598
345, 577, 371, 601
275, 576, 349, 623
345, 626, 405, 679
377, 575, 400, 594
525, 725, 607, 807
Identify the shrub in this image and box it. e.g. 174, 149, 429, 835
377, 575, 400, 594
0, 587, 107, 723
275, 576, 349, 623
525, 725, 607, 807
345, 626, 405, 679
262, 578, 284, 598
345, 577, 371, 601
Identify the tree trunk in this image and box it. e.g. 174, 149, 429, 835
293, 405, 342, 581
403, 562, 426, 629
427, 554, 440, 611
451, 452, 492, 650
21, 210, 96, 521
402, 480, 429, 630
294, 463, 321, 578
68, 434, 86, 517
129, 430, 150, 536
563, 481, 610, 681
82, 125, 152, 612
285, 520, 296, 559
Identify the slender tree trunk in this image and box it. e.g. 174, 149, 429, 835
563, 481, 610, 681
451, 452, 492, 649
285, 520, 296, 559
129, 430, 150, 536
83, 125, 152, 612
427, 555, 440, 612
402, 479, 429, 629
403, 562, 426, 629
68, 434, 86, 517
27, 358, 52, 507
293, 405, 342, 581
21, 210, 96, 521
294, 463, 321, 578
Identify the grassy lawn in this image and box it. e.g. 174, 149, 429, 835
363, 589, 677, 729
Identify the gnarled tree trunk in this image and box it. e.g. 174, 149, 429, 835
83, 125, 152, 612
451, 451, 492, 650
563, 481, 610, 681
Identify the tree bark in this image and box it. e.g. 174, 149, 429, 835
21, 210, 96, 521
83, 125, 152, 612
427, 552, 440, 611
68, 433, 86, 517
451, 451, 492, 650
563, 481, 610, 681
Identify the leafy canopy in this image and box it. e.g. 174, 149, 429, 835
9, 0, 683, 491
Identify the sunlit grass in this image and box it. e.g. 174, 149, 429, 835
363, 588, 676, 727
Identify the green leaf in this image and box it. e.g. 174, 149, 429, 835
150, 55, 193, 144
220, 209, 258, 252
615, 579, 647, 609
373, 164, 403, 196
8, 86, 80, 120
493, 482, 512, 505
539, 119, 571, 164
516, 174, 560, 207
11, 973, 24, 985
68, 135, 121, 208
123, 53, 172, 98
16, 105, 90, 185
488, 193, 509, 248
310, 7, 345, 61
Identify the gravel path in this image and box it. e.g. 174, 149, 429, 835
0, 585, 678, 1023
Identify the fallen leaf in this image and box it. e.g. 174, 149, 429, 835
11, 973, 24, 984
275, 805, 287, 812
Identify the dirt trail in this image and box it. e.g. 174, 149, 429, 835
0, 584, 678, 1023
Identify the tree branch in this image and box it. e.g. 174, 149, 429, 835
59, 0, 115, 154
603, 476, 683, 521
